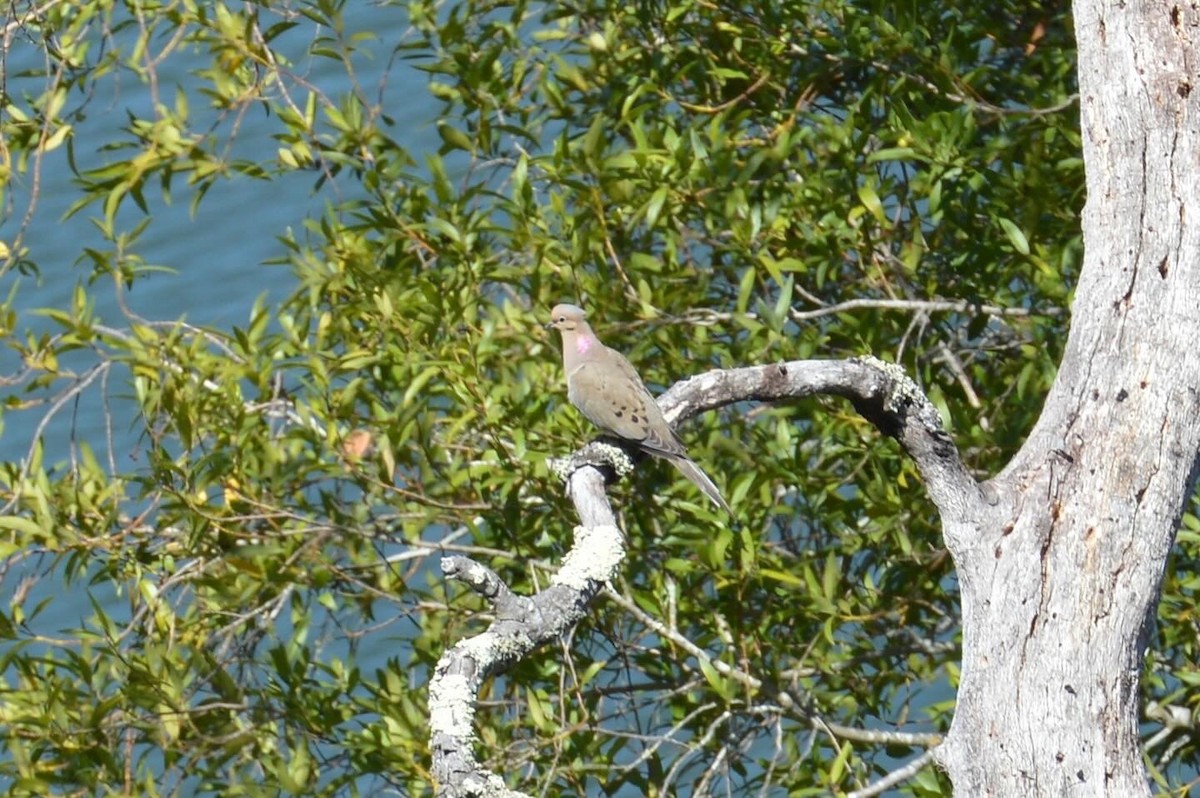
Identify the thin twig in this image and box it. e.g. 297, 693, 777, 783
846, 748, 939, 798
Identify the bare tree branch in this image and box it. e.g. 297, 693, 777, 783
846, 748, 939, 798
660, 356, 992, 523
679, 299, 1063, 328
606, 585, 942, 747
429, 355, 971, 795
430, 457, 624, 797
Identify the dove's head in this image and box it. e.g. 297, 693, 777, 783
546, 304, 588, 333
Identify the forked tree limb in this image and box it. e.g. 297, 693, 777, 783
429, 355, 970, 797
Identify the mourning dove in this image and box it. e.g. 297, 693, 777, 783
547, 303, 731, 514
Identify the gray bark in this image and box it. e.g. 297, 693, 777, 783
430, 456, 625, 798
431, 2, 1200, 793
432, 356, 975, 795
932, 1, 1200, 794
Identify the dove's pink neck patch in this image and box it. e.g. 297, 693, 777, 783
576, 335, 594, 355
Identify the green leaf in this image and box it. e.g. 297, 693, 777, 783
856, 182, 887, 225
437, 122, 474, 152
0, 516, 46, 538
643, 185, 669, 228
697, 656, 732, 701
998, 217, 1031, 255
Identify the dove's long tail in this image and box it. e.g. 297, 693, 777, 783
666, 455, 733, 516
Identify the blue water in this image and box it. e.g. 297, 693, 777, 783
10, 9, 442, 306
0, 4, 443, 789
2, 4, 442, 452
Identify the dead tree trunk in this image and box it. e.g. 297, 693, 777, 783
430, 2, 1200, 795
933, 1, 1200, 794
